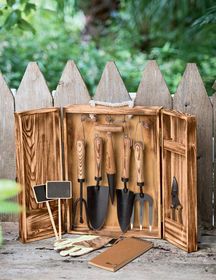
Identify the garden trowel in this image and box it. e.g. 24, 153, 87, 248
87, 136, 109, 230
130, 141, 153, 231
116, 136, 135, 233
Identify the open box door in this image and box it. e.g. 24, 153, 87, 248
15, 108, 64, 242
161, 109, 197, 252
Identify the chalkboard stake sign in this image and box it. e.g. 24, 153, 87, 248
32, 184, 59, 240
46, 181, 72, 239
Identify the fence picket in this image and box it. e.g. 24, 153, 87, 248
15, 62, 53, 112
0, 60, 214, 230
93, 61, 131, 104
54, 60, 91, 107
0, 73, 16, 221
173, 63, 213, 229
212, 80, 216, 227
135, 60, 172, 108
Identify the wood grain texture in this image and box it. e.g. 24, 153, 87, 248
0, 73, 17, 222
54, 60, 91, 107
135, 60, 172, 108
76, 140, 86, 180
63, 106, 161, 239
173, 63, 213, 229
121, 137, 132, 179
15, 62, 53, 112
15, 108, 64, 242
94, 136, 103, 178
161, 109, 197, 252
93, 61, 131, 103
105, 132, 116, 174
134, 141, 144, 183
64, 104, 162, 115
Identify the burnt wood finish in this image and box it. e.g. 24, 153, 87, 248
161, 109, 197, 252
63, 105, 162, 239
15, 104, 197, 252
15, 108, 64, 242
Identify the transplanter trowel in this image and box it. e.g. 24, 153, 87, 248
116, 136, 135, 233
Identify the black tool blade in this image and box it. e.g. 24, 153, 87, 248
116, 189, 135, 233
87, 186, 109, 230
171, 176, 180, 208
107, 174, 115, 204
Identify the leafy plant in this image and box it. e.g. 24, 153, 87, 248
0, 0, 215, 94
0, 180, 21, 245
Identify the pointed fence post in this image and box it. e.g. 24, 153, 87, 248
211, 80, 216, 227
173, 63, 213, 229
54, 60, 91, 107
135, 60, 172, 108
93, 61, 131, 105
0, 73, 16, 221
15, 62, 53, 112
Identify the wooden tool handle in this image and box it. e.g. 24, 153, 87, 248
134, 141, 144, 183
170, 206, 175, 220
95, 124, 123, 133
76, 139, 85, 180
58, 199, 62, 239
121, 137, 132, 179
106, 132, 116, 174
46, 201, 59, 240
94, 136, 103, 178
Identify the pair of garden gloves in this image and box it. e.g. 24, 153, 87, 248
54, 235, 112, 257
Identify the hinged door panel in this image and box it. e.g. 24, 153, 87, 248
161, 109, 197, 252
15, 108, 64, 242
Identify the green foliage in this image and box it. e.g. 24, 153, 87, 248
0, 0, 215, 95
0, 180, 21, 245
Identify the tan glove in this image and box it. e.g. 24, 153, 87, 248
54, 235, 112, 257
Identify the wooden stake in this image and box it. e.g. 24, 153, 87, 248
46, 201, 59, 240
58, 199, 62, 239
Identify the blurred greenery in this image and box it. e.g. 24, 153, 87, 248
0, 0, 215, 95
0, 180, 21, 245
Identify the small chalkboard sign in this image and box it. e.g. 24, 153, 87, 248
46, 181, 72, 199
33, 184, 52, 203
32, 184, 58, 240
46, 181, 72, 239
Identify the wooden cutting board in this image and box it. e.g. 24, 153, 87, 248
88, 237, 153, 272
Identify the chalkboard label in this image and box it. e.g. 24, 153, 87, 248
33, 184, 52, 203
46, 181, 72, 199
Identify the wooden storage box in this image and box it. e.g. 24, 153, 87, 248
15, 105, 197, 252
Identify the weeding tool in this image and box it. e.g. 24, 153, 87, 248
131, 141, 153, 231
73, 139, 91, 229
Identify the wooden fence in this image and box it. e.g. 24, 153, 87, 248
0, 60, 215, 230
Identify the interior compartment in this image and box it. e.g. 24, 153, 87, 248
63, 105, 161, 238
